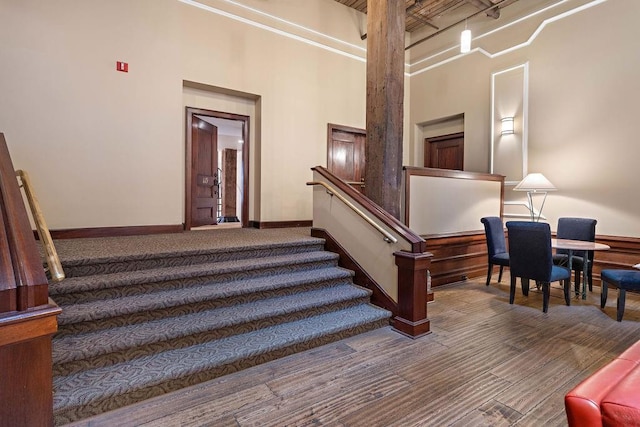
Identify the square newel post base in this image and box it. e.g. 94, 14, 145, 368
393, 250, 432, 338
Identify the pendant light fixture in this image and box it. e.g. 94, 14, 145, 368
460, 20, 471, 53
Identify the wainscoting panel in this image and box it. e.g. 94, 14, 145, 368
424, 232, 487, 287
428, 232, 640, 288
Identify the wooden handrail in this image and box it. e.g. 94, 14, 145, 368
0, 133, 49, 312
0, 133, 60, 426
16, 170, 65, 282
310, 166, 431, 338
307, 181, 398, 243
311, 166, 426, 253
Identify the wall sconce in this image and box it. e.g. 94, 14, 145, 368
501, 117, 514, 135
460, 29, 471, 53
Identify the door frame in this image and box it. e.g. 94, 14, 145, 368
185, 107, 250, 230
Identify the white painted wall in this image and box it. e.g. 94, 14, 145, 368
408, 0, 640, 237
0, 0, 367, 228
1, 0, 638, 240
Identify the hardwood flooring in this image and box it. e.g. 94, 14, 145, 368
64, 275, 640, 427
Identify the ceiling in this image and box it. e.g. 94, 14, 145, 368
334, 0, 519, 40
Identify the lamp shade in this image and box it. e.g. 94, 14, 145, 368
460, 29, 471, 53
513, 173, 557, 192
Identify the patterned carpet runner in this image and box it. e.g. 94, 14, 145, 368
49, 229, 390, 425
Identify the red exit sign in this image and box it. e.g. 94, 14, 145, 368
116, 61, 128, 72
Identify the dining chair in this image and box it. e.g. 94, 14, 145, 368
480, 217, 510, 287
553, 217, 597, 293
600, 269, 640, 321
506, 221, 571, 313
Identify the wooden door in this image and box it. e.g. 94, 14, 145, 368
424, 132, 464, 170
327, 124, 366, 192
190, 117, 219, 227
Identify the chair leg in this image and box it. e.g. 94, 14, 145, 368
600, 280, 608, 309
588, 271, 593, 292
574, 271, 580, 295
542, 282, 550, 313
521, 278, 530, 296
498, 266, 504, 283
617, 289, 626, 322
486, 264, 493, 286
510, 276, 516, 304
563, 279, 570, 306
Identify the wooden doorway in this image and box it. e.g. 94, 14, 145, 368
424, 132, 464, 170
190, 116, 218, 227
185, 108, 249, 230
327, 124, 366, 192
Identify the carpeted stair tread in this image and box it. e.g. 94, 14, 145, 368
57, 267, 355, 326
53, 305, 390, 417
59, 240, 326, 277
50, 250, 339, 297
53, 228, 323, 266
53, 284, 372, 366
50, 230, 393, 425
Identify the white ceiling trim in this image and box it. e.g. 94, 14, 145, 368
409, 0, 608, 77
178, 0, 366, 63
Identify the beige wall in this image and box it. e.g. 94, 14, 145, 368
408, 0, 640, 237
0, 0, 367, 228
1, 0, 638, 239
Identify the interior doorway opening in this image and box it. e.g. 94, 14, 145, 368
185, 108, 249, 230
415, 113, 465, 170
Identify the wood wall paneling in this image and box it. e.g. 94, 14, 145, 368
425, 232, 488, 287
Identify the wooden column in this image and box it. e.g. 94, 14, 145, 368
365, 0, 405, 219
220, 149, 239, 223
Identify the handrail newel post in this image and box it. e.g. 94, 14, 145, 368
393, 250, 432, 338
0, 133, 60, 427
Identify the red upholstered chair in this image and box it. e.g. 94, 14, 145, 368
565, 341, 640, 426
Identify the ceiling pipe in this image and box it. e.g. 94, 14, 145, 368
466, 0, 500, 19
405, 0, 514, 51
360, 0, 438, 40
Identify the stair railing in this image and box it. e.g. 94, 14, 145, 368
0, 133, 60, 426
307, 181, 397, 243
309, 166, 432, 338
16, 169, 65, 282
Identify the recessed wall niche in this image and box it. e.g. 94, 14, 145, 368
491, 63, 528, 185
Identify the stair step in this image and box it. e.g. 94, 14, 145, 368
53, 305, 391, 425
56, 267, 354, 330
53, 284, 372, 370
61, 239, 326, 277
50, 231, 392, 426
51, 250, 339, 304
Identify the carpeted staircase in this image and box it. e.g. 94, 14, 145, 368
49, 229, 390, 425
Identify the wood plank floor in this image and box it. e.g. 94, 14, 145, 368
64, 274, 640, 427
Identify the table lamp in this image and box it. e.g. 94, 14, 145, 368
513, 173, 556, 222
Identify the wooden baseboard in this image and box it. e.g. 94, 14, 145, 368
249, 220, 312, 229
40, 221, 310, 239
41, 224, 184, 240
